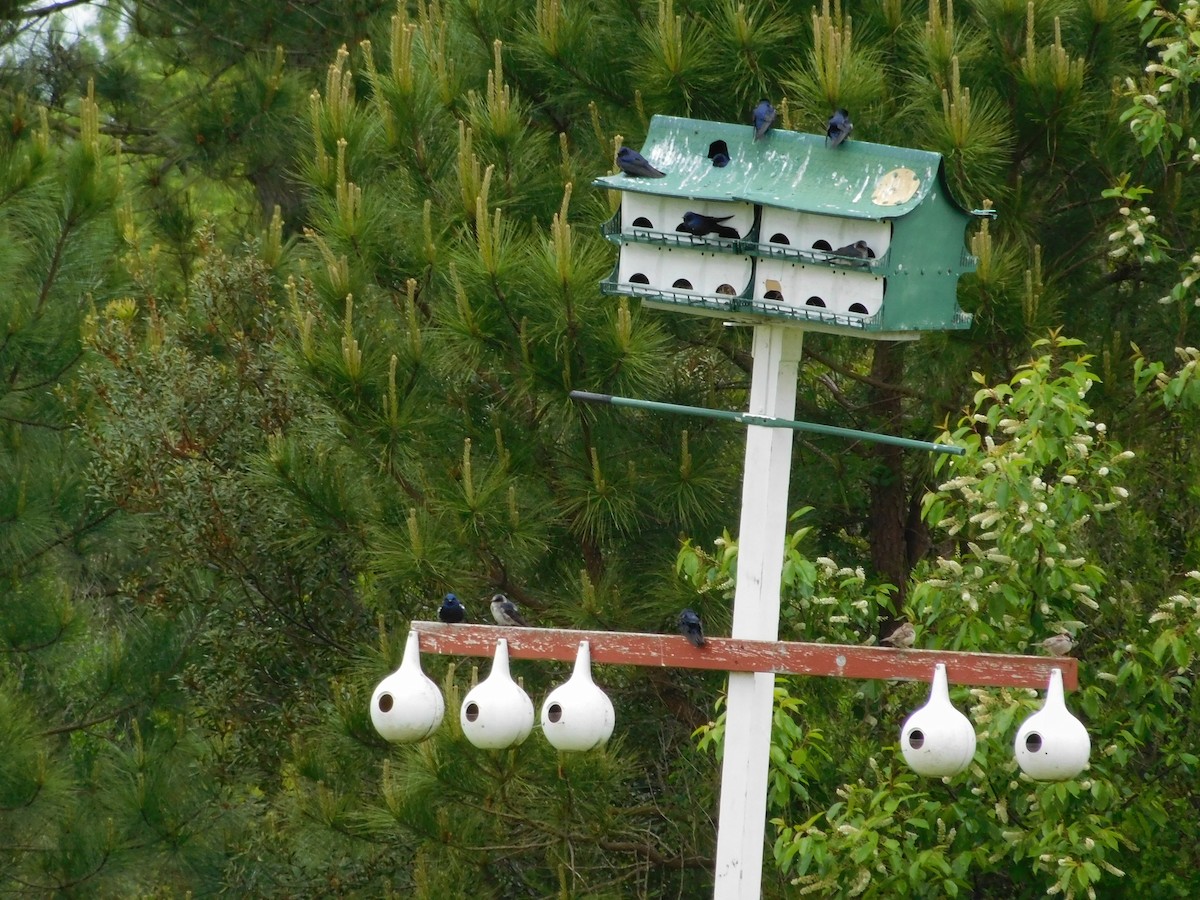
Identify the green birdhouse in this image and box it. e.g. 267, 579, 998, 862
593, 115, 989, 340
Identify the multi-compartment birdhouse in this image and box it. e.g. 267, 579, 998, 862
594, 115, 984, 338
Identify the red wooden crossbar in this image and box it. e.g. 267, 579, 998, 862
408, 622, 1077, 691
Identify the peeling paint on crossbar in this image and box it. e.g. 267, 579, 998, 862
408, 622, 1077, 691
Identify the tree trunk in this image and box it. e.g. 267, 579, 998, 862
868, 340, 908, 611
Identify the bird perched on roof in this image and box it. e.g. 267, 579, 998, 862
752, 99, 776, 141
490, 593, 530, 627
879, 621, 915, 649
677, 608, 706, 647
826, 108, 853, 148
1040, 633, 1075, 657
438, 593, 466, 624
678, 212, 739, 239
831, 240, 873, 266
616, 146, 666, 178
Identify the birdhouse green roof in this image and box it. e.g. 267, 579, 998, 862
593, 114, 987, 339
593, 115, 969, 221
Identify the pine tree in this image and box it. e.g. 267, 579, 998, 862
33, 0, 1200, 895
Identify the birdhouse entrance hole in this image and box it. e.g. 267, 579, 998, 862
464, 702, 481, 722
716, 284, 736, 295
377, 693, 394, 713
907, 729, 925, 749
771, 233, 791, 245
707, 140, 729, 160
1024, 733, 1043, 753
630, 273, 649, 284
849, 303, 868, 314
811, 239, 831, 251
632, 216, 653, 229
673, 278, 693, 289
806, 296, 825, 307
546, 703, 563, 723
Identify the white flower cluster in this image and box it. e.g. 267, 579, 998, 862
1108, 205, 1156, 261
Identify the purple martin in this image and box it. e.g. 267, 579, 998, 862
677, 608, 706, 647
439, 593, 466, 623
1040, 633, 1075, 657
678, 211, 739, 238
879, 621, 915, 649
753, 99, 776, 141
826, 108, 852, 148
712, 151, 730, 167
616, 146, 666, 178
830, 240, 873, 265
490, 593, 530, 627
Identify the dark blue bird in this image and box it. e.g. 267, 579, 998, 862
438, 593, 466, 623
826, 108, 852, 148
677, 608, 706, 647
753, 99, 776, 141
616, 146, 666, 178
712, 151, 730, 168
830, 240, 873, 266
678, 212, 739, 239
491, 593, 530, 627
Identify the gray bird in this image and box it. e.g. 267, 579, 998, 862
826, 108, 852, 148
1040, 633, 1075, 657
753, 99, 776, 141
677, 608, 706, 647
879, 621, 915, 649
438, 593, 466, 623
830, 240, 873, 266
678, 211, 739, 238
490, 593, 529, 627
616, 146, 666, 178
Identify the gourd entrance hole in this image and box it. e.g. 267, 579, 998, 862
547, 703, 563, 724
1025, 733, 1043, 753
908, 729, 925, 749
465, 702, 481, 722
377, 693, 394, 713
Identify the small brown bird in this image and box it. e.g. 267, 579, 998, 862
1040, 633, 1075, 657
879, 621, 915, 649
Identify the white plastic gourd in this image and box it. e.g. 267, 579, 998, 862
460, 639, 535, 749
1014, 668, 1090, 781
540, 641, 615, 752
900, 663, 977, 777
370, 630, 445, 743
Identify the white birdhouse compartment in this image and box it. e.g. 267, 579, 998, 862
540, 641, 616, 752
758, 209, 891, 266
899, 663, 977, 778
617, 244, 753, 298
619, 195, 755, 248
460, 638, 536, 750
754, 257, 883, 320
1014, 668, 1091, 782
370, 630, 445, 743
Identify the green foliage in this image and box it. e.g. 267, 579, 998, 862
679, 339, 1200, 896
3, 0, 1200, 894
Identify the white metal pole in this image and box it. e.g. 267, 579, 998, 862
713, 324, 804, 899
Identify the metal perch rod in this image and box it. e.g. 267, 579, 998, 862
570, 390, 964, 456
